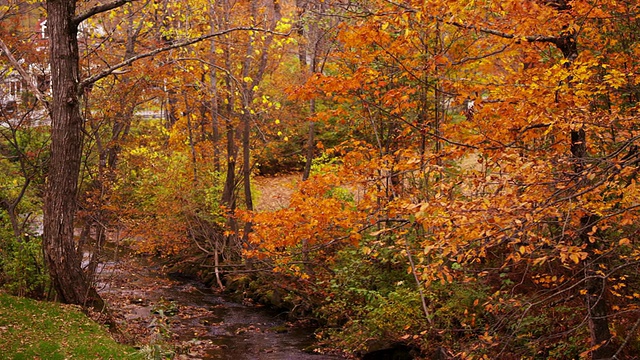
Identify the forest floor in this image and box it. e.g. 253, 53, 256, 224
253, 172, 301, 211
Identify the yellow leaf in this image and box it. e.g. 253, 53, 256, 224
275, 21, 292, 33
569, 253, 580, 264
532, 256, 547, 266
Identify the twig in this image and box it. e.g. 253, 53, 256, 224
404, 234, 433, 325
79, 27, 289, 91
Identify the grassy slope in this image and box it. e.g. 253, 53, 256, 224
0, 293, 142, 360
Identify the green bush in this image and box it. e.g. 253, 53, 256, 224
328, 287, 426, 353
315, 245, 424, 352
0, 232, 48, 298
428, 281, 490, 338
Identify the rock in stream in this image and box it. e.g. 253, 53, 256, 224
96, 256, 344, 360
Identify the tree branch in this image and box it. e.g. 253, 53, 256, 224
0, 38, 49, 109
452, 43, 511, 66
448, 20, 560, 43
381, 0, 562, 44
78, 27, 280, 92
611, 313, 640, 359
74, 0, 136, 26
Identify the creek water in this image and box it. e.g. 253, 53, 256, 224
95, 256, 344, 360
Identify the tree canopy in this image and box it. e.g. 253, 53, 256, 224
1, 0, 639, 358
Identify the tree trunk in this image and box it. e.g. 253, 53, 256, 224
302, 100, 315, 181
579, 214, 613, 359
241, 108, 253, 213
571, 128, 612, 359
560, 34, 613, 360
220, 0, 236, 212
220, 75, 238, 255
544, 19, 614, 356
241, 106, 254, 268
43, 0, 103, 309
5, 180, 30, 239
184, 91, 198, 183
209, 62, 221, 173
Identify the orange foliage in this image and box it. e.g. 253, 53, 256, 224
247, 0, 640, 356
246, 166, 366, 275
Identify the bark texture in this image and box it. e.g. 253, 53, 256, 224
44, 0, 103, 309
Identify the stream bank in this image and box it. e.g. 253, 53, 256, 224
96, 254, 345, 360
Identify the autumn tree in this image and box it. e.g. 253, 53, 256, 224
0, 0, 279, 308
248, 0, 640, 357
93, 0, 296, 279
42, 0, 140, 309
294, 0, 338, 181
0, 3, 48, 242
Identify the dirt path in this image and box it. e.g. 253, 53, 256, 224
253, 173, 301, 211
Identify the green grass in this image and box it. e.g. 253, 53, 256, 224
0, 293, 142, 360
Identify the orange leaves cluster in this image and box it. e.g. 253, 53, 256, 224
245, 0, 640, 356
247, 168, 365, 267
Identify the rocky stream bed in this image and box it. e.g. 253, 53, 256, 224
95, 255, 345, 360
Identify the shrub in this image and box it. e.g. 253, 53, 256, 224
0, 232, 48, 298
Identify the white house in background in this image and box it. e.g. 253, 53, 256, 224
36, 19, 48, 52
0, 60, 50, 118
2, 14, 106, 121
0, 15, 51, 118
0, 68, 25, 115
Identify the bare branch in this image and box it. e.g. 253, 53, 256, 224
611, 314, 640, 359
74, 0, 136, 26
78, 27, 283, 92
448, 20, 559, 43
452, 43, 511, 66
0, 38, 49, 109
380, 0, 562, 44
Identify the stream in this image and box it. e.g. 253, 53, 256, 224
95, 255, 345, 360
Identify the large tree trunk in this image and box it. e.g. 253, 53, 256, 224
558, 31, 613, 359
44, 0, 104, 309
